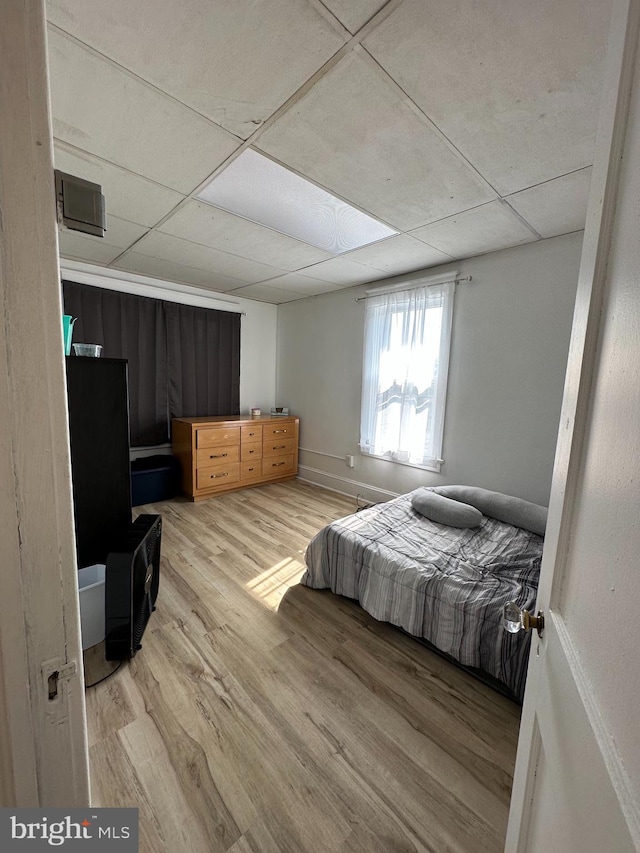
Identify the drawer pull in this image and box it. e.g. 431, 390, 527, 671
273, 444, 286, 450
210, 452, 228, 459
210, 472, 229, 479
273, 429, 288, 434
248, 449, 255, 454
272, 461, 286, 467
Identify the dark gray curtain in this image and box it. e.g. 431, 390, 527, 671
63, 281, 167, 446
165, 301, 240, 419
62, 281, 241, 446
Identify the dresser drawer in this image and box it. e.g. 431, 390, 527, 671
196, 425, 240, 449
241, 441, 262, 461
241, 460, 263, 481
241, 424, 263, 443
196, 462, 240, 490
261, 455, 295, 478
263, 436, 297, 457
263, 423, 296, 441
196, 444, 239, 467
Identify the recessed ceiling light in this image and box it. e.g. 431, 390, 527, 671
197, 149, 397, 254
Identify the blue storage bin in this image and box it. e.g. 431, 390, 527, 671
130, 455, 180, 506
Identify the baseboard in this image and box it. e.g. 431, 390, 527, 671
297, 465, 399, 503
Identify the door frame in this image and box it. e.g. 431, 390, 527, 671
505, 0, 640, 847
0, 0, 90, 806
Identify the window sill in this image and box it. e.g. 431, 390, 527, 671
360, 450, 443, 474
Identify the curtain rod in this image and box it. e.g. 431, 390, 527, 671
354, 275, 472, 301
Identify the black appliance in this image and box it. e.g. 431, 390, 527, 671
105, 514, 162, 660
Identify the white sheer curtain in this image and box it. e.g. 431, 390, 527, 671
360, 281, 454, 470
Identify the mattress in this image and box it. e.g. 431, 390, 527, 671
301, 489, 543, 701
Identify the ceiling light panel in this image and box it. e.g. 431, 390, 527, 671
197, 149, 397, 254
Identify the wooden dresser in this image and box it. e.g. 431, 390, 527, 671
172, 415, 299, 501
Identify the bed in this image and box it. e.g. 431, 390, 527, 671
301, 486, 546, 702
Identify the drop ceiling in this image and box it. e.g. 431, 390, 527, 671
47, 0, 610, 304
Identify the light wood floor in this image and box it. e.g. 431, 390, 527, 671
84, 480, 521, 853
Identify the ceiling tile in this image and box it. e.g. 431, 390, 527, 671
506, 169, 592, 238
58, 234, 124, 266
258, 274, 345, 295
95, 215, 148, 248
47, 28, 239, 193
45, 1, 605, 290
90, 214, 149, 248
226, 283, 309, 304
131, 232, 286, 283
297, 255, 387, 286
158, 200, 333, 270
363, 0, 609, 194
47, 0, 347, 139
113, 252, 247, 292
257, 50, 496, 231
54, 144, 184, 227
343, 233, 455, 274
320, 0, 388, 34
410, 201, 537, 258
58, 214, 148, 265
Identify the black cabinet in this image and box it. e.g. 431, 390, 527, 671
66, 357, 132, 568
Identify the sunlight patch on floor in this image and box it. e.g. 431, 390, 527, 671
246, 557, 306, 610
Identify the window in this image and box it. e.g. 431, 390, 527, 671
359, 277, 455, 472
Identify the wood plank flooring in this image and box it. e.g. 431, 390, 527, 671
84, 480, 521, 853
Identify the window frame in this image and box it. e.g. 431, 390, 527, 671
359, 271, 456, 473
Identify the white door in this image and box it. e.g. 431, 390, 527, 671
505, 0, 640, 849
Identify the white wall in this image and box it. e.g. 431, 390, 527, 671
276, 232, 583, 507
59, 261, 278, 444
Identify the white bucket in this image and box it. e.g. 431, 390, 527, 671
77, 564, 106, 650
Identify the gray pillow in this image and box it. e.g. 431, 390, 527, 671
433, 485, 547, 536
411, 488, 483, 528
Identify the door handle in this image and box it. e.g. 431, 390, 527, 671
503, 602, 545, 638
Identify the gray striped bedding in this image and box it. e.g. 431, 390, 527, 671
301, 489, 543, 701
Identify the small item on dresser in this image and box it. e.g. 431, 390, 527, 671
73, 343, 102, 357
250, 407, 261, 417
270, 407, 289, 416
62, 314, 76, 355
